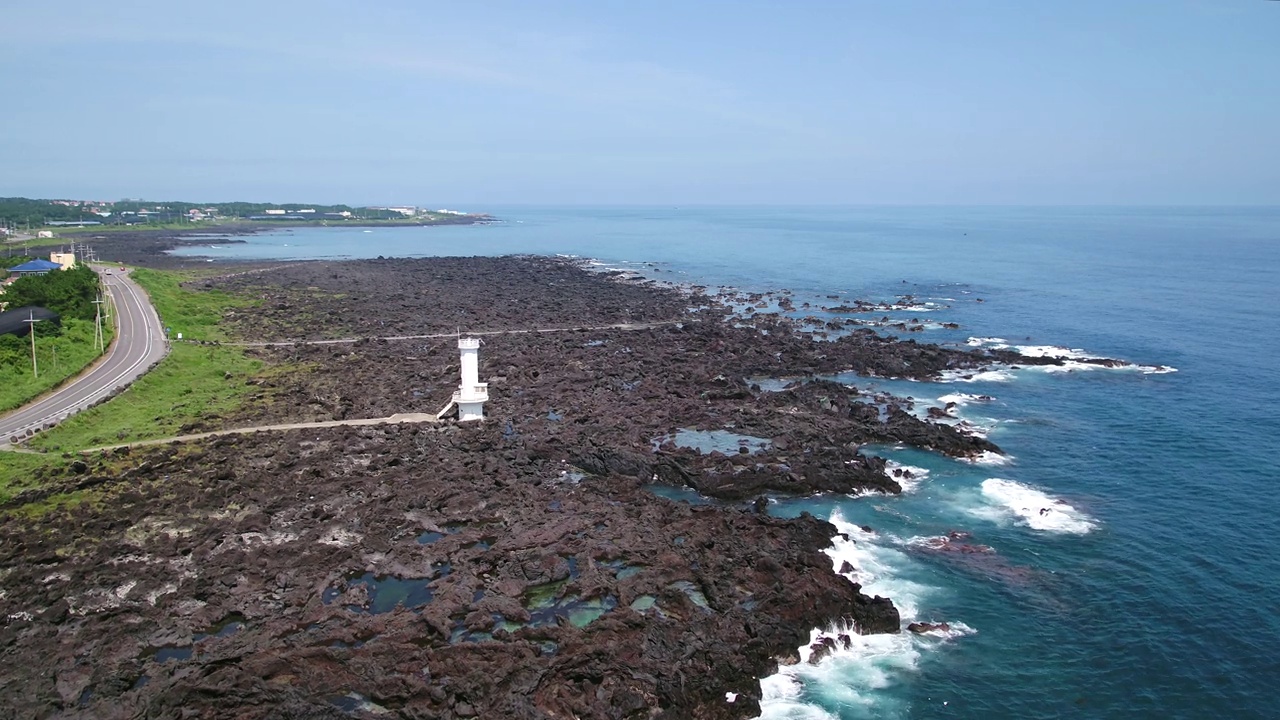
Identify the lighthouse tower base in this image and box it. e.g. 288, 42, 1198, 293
458, 400, 486, 422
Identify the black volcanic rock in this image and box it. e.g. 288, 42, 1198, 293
0, 255, 1040, 719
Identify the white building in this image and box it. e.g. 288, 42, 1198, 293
453, 338, 489, 421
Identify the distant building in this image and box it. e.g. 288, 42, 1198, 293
49, 252, 76, 270
263, 209, 287, 215
297, 208, 316, 214
371, 206, 418, 216
8, 259, 63, 276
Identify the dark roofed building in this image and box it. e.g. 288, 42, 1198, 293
0, 306, 60, 338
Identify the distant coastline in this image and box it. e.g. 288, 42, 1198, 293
3, 214, 500, 269
0, 196, 496, 236
32, 214, 498, 236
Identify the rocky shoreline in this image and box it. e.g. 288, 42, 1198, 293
40, 218, 490, 271
2, 255, 1068, 718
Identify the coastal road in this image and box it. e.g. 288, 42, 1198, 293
0, 265, 168, 445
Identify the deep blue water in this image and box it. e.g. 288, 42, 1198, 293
176, 207, 1280, 718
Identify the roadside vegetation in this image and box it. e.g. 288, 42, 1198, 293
0, 258, 276, 517
0, 261, 114, 412
130, 268, 250, 342
27, 342, 262, 452
0, 319, 114, 413
26, 268, 264, 451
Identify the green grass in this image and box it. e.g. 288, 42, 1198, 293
25, 268, 265, 451
0, 267, 276, 514
130, 267, 253, 342
0, 318, 116, 413
3, 237, 65, 252
0, 452, 67, 504
27, 342, 262, 451
54, 220, 229, 234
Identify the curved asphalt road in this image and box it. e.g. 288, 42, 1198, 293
0, 265, 168, 445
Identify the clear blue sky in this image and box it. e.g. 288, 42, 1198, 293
1, 0, 1277, 205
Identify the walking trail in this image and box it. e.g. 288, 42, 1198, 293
79, 413, 440, 454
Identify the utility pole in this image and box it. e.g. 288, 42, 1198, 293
92, 295, 106, 353
23, 311, 39, 378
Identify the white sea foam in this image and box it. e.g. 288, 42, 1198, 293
957, 341, 1178, 379
972, 478, 1096, 534
1025, 358, 1178, 376
1007, 344, 1094, 359
757, 514, 971, 719
961, 450, 1012, 466
1000, 343, 1180, 374
918, 393, 998, 439
884, 461, 930, 493
936, 392, 994, 406
937, 368, 1014, 383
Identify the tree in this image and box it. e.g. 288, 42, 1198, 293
2, 265, 101, 321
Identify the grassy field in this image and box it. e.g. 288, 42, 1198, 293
23, 268, 264, 451
27, 342, 262, 452
0, 266, 280, 516
3, 237, 65, 252
130, 267, 252, 342
0, 318, 115, 413
53, 221, 218, 233
0, 452, 67, 505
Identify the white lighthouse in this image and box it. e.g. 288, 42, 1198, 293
453, 337, 489, 421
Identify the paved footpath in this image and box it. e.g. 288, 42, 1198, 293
80, 412, 439, 454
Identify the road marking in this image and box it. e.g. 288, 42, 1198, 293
0, 268, 169, 442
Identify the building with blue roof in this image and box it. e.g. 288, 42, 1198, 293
8, 259, 63, 277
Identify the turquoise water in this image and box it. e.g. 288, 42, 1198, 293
178, 207, 1280, 718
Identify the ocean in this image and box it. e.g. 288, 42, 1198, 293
174, 206, 1280, 718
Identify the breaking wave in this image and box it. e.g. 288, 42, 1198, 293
970, 478, 1096, 534
756, 514, 971, 719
